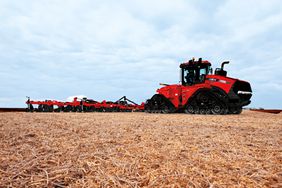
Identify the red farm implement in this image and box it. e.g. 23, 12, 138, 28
26, 96, 144, 112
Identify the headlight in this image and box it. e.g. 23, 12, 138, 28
238, 91, 252, 95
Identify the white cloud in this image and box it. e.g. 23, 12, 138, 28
0, 0, 281, 108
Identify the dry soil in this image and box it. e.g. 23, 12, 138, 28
0, 111, 281, 187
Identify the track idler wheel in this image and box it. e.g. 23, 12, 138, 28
210, 93, 228, 115
184, 100, 199, 114
161, 105, 170, 114
199, 108, 208, 114
211, 103, 225, 115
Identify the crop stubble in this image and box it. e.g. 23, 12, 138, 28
0, 111, 281, 187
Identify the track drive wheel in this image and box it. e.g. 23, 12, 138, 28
210, 98, 228, 115
210, 94, 228, 115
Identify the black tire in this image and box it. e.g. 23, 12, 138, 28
64, 105, 72, 112
38, 104, 43, 112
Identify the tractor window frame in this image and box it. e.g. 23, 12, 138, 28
181, 65, 210, 86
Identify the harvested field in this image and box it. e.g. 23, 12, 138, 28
0, 111, 281, 187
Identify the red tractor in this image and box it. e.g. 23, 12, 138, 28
145, 58, 252, 114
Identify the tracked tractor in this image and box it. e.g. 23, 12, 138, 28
145, 58, 252, 114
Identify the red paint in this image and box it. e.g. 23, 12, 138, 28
26, 97, 144, 111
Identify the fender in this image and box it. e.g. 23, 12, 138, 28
151, 94, 176, 108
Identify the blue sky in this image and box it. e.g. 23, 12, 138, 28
0, 0, 282, 108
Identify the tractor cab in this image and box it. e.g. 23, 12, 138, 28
180, 58, 211, 86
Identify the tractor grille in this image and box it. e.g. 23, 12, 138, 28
233, 81, 252, 101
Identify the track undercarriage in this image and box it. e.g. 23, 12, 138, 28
145, 92, 243, 115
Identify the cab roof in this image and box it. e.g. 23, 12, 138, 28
180, 59, 211, 68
